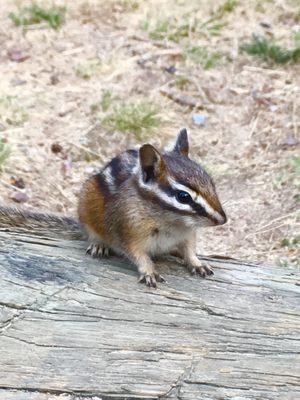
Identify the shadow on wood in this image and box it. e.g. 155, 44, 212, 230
0, 226, 299, 400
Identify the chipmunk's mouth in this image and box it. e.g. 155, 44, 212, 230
183, 208, 227, 228
211, 209, 227, 226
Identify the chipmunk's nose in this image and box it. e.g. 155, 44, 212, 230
212, 208, 227, 226
218, 209, 227, 225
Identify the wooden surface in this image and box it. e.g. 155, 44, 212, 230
0, 227, 299, 400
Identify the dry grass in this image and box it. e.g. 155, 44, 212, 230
0, 0, 299, 267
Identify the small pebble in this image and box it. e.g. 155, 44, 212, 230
165, 65, 177, 74
51, 143, 63, 154
10, 191, 29, 203
7, 48, 30, 63
192, 113, 206, 125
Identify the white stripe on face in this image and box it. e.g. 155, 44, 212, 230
194, 194, 224, 223
168, 178, 224, 222
138, 176, 193, 212
168, 178, 197, 199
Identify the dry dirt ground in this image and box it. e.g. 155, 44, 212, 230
0, 0, 299, 267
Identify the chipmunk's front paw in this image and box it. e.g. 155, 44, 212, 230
86, 243, 110, 258
138, 273, 166, 288
187, 262, 214, 278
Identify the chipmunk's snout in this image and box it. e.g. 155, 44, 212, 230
214, 208, 227, 226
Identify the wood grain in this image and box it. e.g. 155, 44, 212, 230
0, 227, 299, 399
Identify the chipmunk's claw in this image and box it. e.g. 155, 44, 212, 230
189, 263, 214, 278
138, 273, 166, 288
86, 243, 110, 258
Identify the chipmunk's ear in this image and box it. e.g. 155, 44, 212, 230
139, 144, 165, 183
173, 128, 189, 156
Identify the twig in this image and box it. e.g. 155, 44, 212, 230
256, 211, 299, 232
249, 114, 260, 138
243, 65, 287, 75
0, 178, 24, 193
70, 142, 104, 162
190, 77, 210, 103
160, 88, 202, 108
245, 219, 296, 239
248, 223, 284, 240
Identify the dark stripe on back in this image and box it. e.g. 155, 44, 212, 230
125, 149, 139, 172
103, 149, 139, 188
95, 173, 110, 197
127, 149, 138, 158
109, 156, 122, 186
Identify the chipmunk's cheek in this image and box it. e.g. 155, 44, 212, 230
195, 217, 212, 228
207, 219, 218, 227
182, 215, 198, 228
203, 215, 223, 227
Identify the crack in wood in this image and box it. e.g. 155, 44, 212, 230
0, 301, 30, 311
2, 334, 96, 349
159, 357, 195, 399
0, 285, 70, 335
0, 386, 161, 399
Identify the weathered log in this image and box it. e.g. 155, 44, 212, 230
0, 226, 299, 400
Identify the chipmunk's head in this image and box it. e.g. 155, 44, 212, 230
138, 128, 227, 227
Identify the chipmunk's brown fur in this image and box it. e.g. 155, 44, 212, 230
78, 129, 227, 287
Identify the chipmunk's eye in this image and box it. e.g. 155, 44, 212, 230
176, 191, 192, 204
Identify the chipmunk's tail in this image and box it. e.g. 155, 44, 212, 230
0, 205, 85, 240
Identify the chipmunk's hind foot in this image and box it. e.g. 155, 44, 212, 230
86, 243, 111, 258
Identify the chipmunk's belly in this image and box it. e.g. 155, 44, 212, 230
146, 228, 189, 255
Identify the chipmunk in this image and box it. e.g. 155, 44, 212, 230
78, 128, 227, 287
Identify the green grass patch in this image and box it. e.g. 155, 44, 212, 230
90, 91, 114, 113
287, 156, 300, 201
102, 101, 161, 140
142, 15, 224, 43
184, 46, 221, 69
240, 35, 300, 64
294, 31, 300, 46
279, 235, 300, 268
278, 258, 299, 268
273, 155, 300, 193
0, 139, 10, 170
9, 3, 66, 29
281, 236, 300, 248
213, 0, 238, 19
174, 75, 191, 90
141, 0, 237, 43
74, 58, 103, 79
0, 96, 28, 126
100, 90, 113, 112
144, 18, 194, 42
115, 0, 139, 11
289, 155, 300, 173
